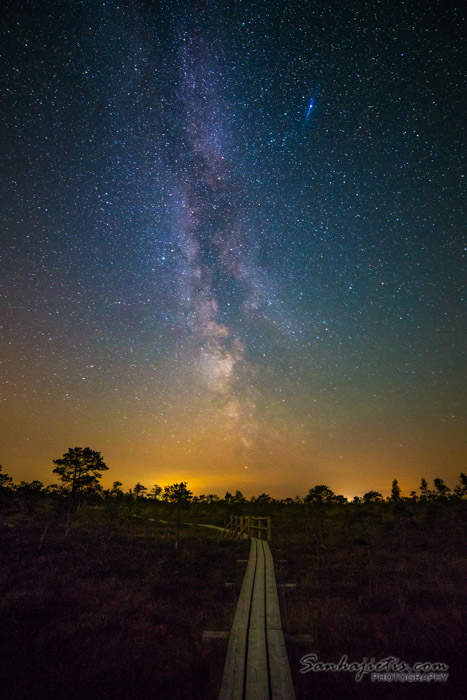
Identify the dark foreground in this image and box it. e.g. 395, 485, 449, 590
0, 500, 466, 699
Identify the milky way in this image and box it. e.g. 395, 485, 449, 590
1, 0, 465, 496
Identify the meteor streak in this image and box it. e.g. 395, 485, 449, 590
303, 86, 320, 126
305, 97, 314, 122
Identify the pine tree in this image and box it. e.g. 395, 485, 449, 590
390, 479, 401, 501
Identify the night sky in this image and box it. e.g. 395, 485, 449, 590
1, 0, 465, 498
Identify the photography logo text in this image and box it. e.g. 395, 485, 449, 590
299, 654, 449, 683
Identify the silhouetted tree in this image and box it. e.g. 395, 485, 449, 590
433, 478, 450, 499
362, 490, 383, 504
453, 472, 467, 499
53, 448, 108, 495
197, 493, 219, 504
52, 447, 109, 524
15, 481, 44, 513
151, 484, 162, 500
110, 481, 124, 497
44, 483, 66, 496
163, 482, 192, 552
163, 482, 192, 505
151, 484, 162, 517
232, 490, 247, 504
304, 485, 344, 504
133, 482, 147, 499
419, 478, 432, 501
15, 480, 43, 493
255, 493, 273, 503
390, 479, 401, 501
0, 465, 13, 490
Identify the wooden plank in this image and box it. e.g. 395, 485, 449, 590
266, 630, 295, 700
264, 542, 296, 700
218, 529, 295, 700
219, 539, 257, 700
245, 540, 268, 700
190, 523, 225, 531
264, 542, 282, 631
245, 629, 269, 700
232, 539, 257, 628
248, 540, 266, 630
219, 626, 247, 700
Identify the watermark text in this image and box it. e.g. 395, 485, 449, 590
300, 654, 449, 683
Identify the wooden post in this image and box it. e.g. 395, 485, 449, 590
247, 514, 251, 538
267, 515, 271, 542
222, 516, 232, 538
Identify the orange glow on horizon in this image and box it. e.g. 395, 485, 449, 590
1, 389, 465, 501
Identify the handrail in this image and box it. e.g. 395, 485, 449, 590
222, 515, 272, 542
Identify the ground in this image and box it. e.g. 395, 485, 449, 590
0, 499, 465, 699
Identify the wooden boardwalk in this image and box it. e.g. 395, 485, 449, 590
219, 538, 295, 700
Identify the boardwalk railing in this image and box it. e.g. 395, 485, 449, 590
219, 537, 295, 700
222, 515, 272, 542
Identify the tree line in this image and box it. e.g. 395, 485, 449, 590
1, 446, 466, 508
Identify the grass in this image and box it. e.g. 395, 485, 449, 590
272, 501, 466, 699
0, 504, 247, 700
0, 498, 465, 699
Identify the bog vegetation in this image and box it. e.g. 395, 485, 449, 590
1, 447, 466, 516
1, 449, 466, 699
